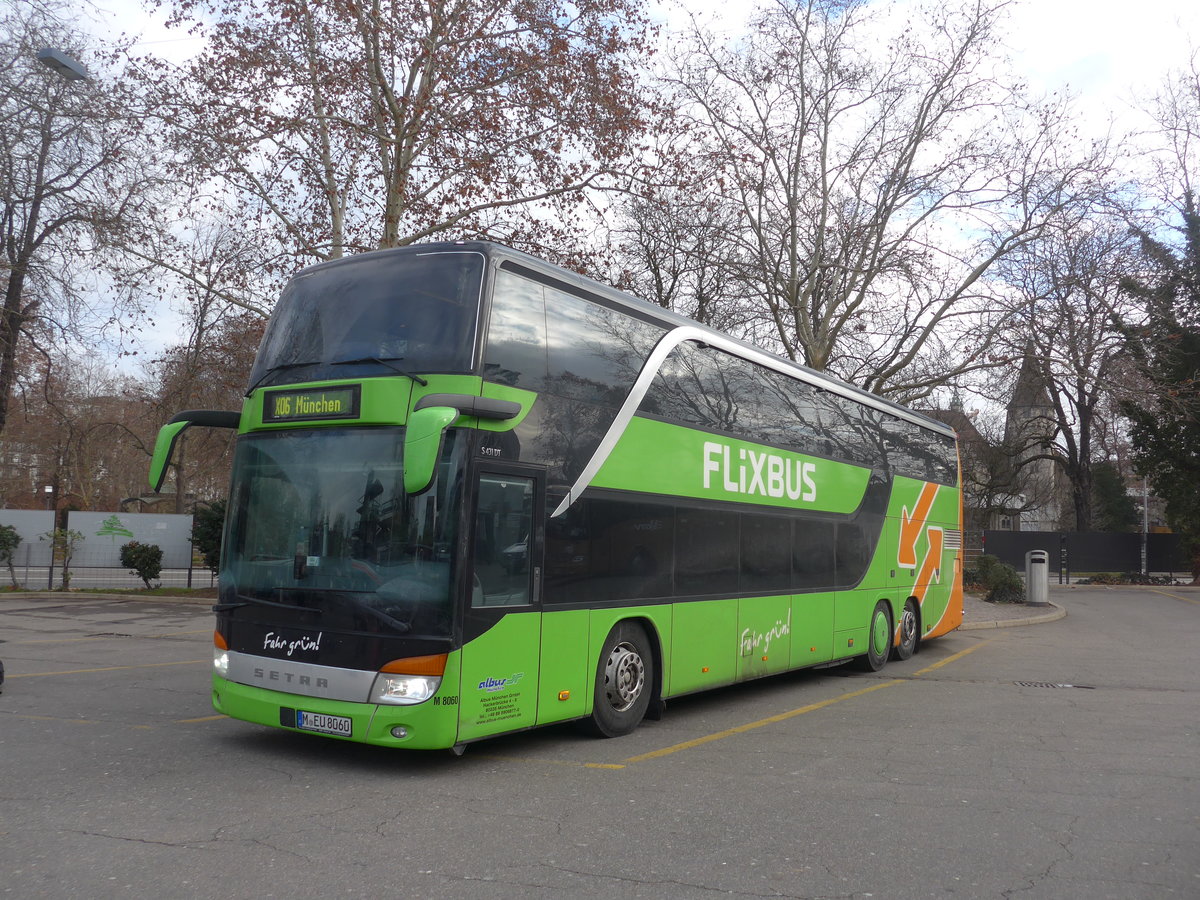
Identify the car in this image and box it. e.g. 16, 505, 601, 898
500, 536, 528, 574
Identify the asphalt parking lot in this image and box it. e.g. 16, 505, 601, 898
2, 586, 1197, 899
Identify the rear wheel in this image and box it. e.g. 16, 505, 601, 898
894, 599, 919, 660
583, 622, 654, 738
859, 600, 892, 672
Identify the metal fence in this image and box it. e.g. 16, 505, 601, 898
0, 509, 215, 591
981, 530, 1191, 581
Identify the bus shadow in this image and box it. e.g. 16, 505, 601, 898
211, 661, 877, 772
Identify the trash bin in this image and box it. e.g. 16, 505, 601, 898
1025, 550, 1049, 606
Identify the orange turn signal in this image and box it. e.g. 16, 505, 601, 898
380, 653, 448, 676
214, 631, 228, 651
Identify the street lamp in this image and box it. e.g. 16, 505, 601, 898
29, 48, 85, 529
35, 48, 89, 82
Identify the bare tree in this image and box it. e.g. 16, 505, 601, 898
661, 0, 1112, 401
130, 224, 265, 509
992, 220, 1140, 532
141, 301, 263, 510
0, 351, 147, 513
610, 188, 757, 333
0, 5, 162, 435
137, 0, 666, 280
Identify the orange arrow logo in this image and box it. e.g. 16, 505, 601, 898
899, 483, 939, 568
914, 527, 944, 602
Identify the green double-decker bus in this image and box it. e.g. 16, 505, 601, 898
150, 241, 963, 752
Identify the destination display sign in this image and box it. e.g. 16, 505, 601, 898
263, 385, 361, 422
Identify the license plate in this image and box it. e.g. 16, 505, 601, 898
294, 710, 352, 737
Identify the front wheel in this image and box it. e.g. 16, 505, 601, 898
582, 622, 654, 738
858, 600, 892, 672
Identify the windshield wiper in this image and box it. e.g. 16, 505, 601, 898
331, 356, 428, 386
244, 361, 321, 397
213, 593, 324, 616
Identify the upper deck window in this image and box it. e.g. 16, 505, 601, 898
249, 250, 485, 389
483, 268, 664, 403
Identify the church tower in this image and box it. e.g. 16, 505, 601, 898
1004, 342, 1059, 530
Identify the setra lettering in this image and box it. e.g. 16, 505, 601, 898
253, 667, 329, 689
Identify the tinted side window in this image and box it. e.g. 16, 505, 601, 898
740, 514, 792, 594
483, 270, 547, 390
545, 498, 674, 604
543, 499, 590, 603
545, 286, 662, 407
879, 414, 959, 485
835, 521, 872, 588
750, 369, 822, 455
592, 499, 674, 601
642, 345, 890, 470
882, 414, 940, 482
675, 507, 739, 595
822, 394, 885, 468
642, 343, 758, 433
792, 518, 836, 590
934, 433, 959, 485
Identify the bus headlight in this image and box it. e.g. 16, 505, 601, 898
370, 673, 441, 705
213, 647, 230, 678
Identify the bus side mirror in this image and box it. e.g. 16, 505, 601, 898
149, 421, 190, 492
404, 406, 458, 495
149, 410, 241, 493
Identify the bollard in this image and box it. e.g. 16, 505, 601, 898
1025, 550, 1050, 606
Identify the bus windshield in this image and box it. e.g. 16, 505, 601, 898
248, 249, 485, 389
222, 427, 463, 639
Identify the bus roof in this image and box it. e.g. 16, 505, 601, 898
293, 241, 957, 440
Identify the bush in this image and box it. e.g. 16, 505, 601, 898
974, 554, 1025, 604
1078, 572, 1123, 585
120, 541, 163, 589
0, 523, 20, 588
1077, 572, 1181, 586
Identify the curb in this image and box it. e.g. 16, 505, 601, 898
0, 591, 212, 605
959, 601, 1066, 630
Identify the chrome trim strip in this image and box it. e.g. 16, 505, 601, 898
225, 651, 376, 702
551, 325, 955, 517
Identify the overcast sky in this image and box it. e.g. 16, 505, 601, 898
89, 0, 1199, 137
663, 0, 1198, 132
79, 0, 1198, 369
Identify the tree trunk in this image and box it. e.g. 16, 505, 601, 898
0, 268, 29, 434
1071, 464, 1093, 532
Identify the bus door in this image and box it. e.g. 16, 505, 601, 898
457, 464, 544, 742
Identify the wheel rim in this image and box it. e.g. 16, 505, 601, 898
603, 641, 645, 712
899, 604, 917, 649
871, 608, 890, 659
